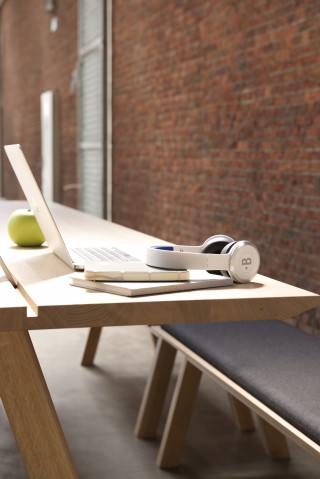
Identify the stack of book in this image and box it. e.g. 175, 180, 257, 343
69, 262, 233, 297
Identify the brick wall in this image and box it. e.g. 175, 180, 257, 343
0, 0, 78, 206
112, 0, 320, 329
1, 1, 319, 329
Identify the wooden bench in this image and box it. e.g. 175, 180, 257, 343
135, 320, 320, 469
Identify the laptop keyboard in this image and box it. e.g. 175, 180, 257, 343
71, 247, 140, 263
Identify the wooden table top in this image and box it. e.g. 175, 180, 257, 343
1, 200, 319, 331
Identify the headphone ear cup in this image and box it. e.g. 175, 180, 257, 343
201, 235, 234, 275
203, 238, 259, 282
220, 240, 260, 283
220, 242, 237, 279
201, 235, 234, 254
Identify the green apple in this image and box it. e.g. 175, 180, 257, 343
7, 209, 45, 247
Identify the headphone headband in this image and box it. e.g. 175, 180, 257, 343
146, 237, 260, 283
147, 246, 230, 271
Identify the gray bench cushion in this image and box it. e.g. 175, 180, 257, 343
162, 321, 320, 444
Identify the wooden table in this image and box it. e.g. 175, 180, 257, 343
0, 199, 319, 478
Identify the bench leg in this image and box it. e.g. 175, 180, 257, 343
257, 415, 290, 459
135, 338, 177, 438
228, 393, 255, 431
0, 331, 78, 478
157, 358, 202, 469
81, 327, 102, 366
148, 327, 158, 347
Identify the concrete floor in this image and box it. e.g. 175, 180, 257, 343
0, 325, 319, 478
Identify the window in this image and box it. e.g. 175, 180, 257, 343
78, 0, 105, 217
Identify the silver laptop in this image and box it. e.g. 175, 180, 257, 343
4, 144, 142, 272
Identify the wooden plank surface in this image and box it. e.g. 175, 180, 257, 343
0, 278, 28, 323
0, 329, 78, 478
0, 200, 319, 330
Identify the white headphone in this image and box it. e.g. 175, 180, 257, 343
146, 234, 260, 283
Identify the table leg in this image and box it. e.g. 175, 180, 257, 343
0, 330, 78, 479
81, 327, 102, 366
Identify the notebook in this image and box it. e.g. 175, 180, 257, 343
4, 144, 188, 279
70, 271, 233, 297
83, 261, 189, 281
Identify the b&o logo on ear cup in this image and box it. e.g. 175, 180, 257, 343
223, 240, 260, 283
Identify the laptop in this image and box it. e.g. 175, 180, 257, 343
3, 144, 155, 273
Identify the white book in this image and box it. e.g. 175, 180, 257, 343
83, 261, 190, 281
69, 271, 233, 297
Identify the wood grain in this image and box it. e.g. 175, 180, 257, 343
0, 330, 77, 478
157, 358, 202, 469
135, 338, 177, 438
1, 200, 319, 331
